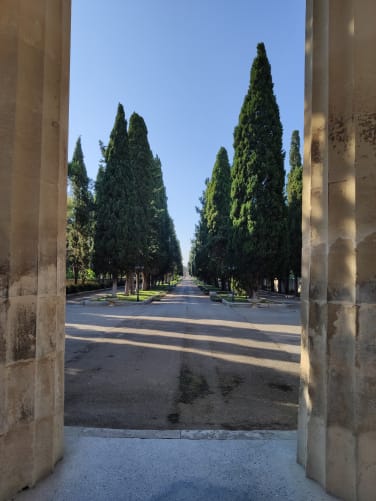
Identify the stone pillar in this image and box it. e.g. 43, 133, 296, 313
0, 1, 70, 499
298, 1, 376, 499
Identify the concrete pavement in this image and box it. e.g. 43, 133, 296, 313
16, 427, 337, 500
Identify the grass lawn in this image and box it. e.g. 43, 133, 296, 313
220, 294, 249, 303
97, 289, 166, 302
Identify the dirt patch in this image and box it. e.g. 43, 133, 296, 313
218, 373, 244, 397
268, 382, 293, 392
178, 366, 211, 404
167, 412, 180, 424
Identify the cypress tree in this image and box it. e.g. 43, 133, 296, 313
148, 155, 170, 284
190, 180, 211, 283
167, 215, 183, 278
205, 147, 232, 289
128, 113, 154, 285
67, 137, 94, 284
287, 130, 303, 294
231, 43, 286, 294
92, 164, 106, 276
93, 103, 135, 295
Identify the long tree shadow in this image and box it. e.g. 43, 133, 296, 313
72, 309, 301, 346
65, 335, 299, 430
65, 296, 301, 430
65, 324, 300, 365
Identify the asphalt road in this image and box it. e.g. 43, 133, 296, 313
65, 278, 301, 430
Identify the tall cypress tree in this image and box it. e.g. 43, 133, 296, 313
93, 164, 106, 276
148, 155, 170, 283
93, 103, 135, 295
128, 113, 154, 282
167, 215, 183, 277
231, 43, 286, 293
67, 137, 94, 284
190, 180, 211, 283
287, 130, 303, 294
205, 147, 232, 289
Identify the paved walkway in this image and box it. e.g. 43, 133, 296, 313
16, 427, 337, 500
65, 279, 301, 430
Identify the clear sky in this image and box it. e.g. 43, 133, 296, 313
68, 0, 306, 266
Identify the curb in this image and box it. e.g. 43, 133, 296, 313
222, 299, 251, 307
65, 426, 297, 441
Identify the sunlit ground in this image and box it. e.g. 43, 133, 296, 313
66, 312, 300, 374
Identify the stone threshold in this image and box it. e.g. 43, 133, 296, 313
65, 426, 296, 441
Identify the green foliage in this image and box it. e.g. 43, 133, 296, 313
190, 154, 232, 288
148, 155, 170, 278
93, 103, 135, 282
167, 215, 183, 277
287, 130, 303, 291
149, 155, 183, 282
288, 129, 302, 177
204, 147, 232, 286
97, 289, 164, 303
190, 180, 211, 283
128, 112, 154, 268
230, 43, 287, 293
67, 137, 94, 284
66, 281, 105, 294
93, 105, 182, 290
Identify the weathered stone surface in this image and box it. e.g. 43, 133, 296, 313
53, 412, 64, 464
356, 305, 376, 431
0, 299, 8, 362
54, 350, 65, 415
0, 364, 7, 435
298, 1, 376, 499
0, 1, 70, 499
35, 356, 55, 420
326, 425, 356, 500
0, 423, 34, 500
36, 297, 57, 358
55, 296, 66, 354
357, 432, 376, 499
33, 417, 54, 483
7, 361, 35, 427
8, 297, 37, 362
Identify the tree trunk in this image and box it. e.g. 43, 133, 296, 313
294, 276, 299, 296
270, 276, 275, 292
221, 275, 226, 291
253, 274, 261, 297
143, 272, 151, 291
125, 274, 134, 295
112, 276, 118, 297
74, 265, 79, 285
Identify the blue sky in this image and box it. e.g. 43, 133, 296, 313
68, 0, 305, 266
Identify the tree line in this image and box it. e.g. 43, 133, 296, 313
189, 43, 302, 295
67, 104, 183, 294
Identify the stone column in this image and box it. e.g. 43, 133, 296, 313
0, 1, 70, 499
298, 1, 376, 499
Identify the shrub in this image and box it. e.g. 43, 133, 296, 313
66, 281, 104, 294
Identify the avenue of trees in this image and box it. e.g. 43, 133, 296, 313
189, 43, 302, 295
67, 104, 183, 293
